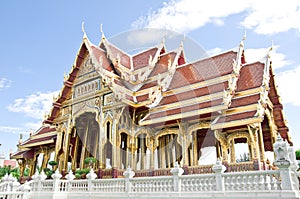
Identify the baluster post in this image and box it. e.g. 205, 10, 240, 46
65, 170, 75, 191
170, 162, 184, 192
123, 167, 135, 193
212, 160, 226, 191
51, 169, 62, 192
22, 181, 31, 199
87, 169, 97, 192
273, 134, 294, 190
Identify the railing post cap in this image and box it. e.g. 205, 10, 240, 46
23, 181, 31, 191
273, 133, 291, 167
51, 168, 62, 179
31, 169, 40, 180
12, 179, 20, 187
123, 166, 135, 178
66, 170, 76, 181
170, 162, 184, 176
87, 168, 97, 180
212, 160, 226, 173
39, 170, 47, 180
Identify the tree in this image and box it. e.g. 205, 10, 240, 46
236, 152, 250, 163
84, 157, 96, 168
0, 166, 20, 180
48, 160, 58, 170
295, 149, 300, 160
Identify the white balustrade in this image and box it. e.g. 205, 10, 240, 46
0, 182, 9, 192
1, 139, 300, 199
181, 174, 216, 192
223, 170, 281, 191
68, 180, 88, 192
92, 178, 125, 192
41, 180, 54, 191
130, 176, 173, 192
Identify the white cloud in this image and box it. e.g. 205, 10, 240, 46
133, 0, 300, 35
245, 45, 291, 69
0, 78, 12, 90
7, 91, 58, 120
24, 122, 43, 132
206, 47, 222, 56
132, 0, 250, 33
276, 65, 300, 106
126, 29, 166, 47
241, 0, 300, 35
0, 126, 26, 135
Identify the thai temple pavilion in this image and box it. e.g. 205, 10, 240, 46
11, 27, 292, 179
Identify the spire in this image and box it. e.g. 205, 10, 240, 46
268, 40, 274, 58
240, 29, 246, 47
180, 33, 186, 48
82, 21, 87, 39
18, 133, 23, 145
100, 23, 105, 40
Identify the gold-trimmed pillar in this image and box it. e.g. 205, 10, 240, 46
258, 124, 266, 161
230, 139, 236, 163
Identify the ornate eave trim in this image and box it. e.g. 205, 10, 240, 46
225, 104, 259, 116
150, 92, 225, 114
211, 117, 262, 130
30, 131, 57, 140
163, 74, 233, 97
139, 104, 227, 126
233, 87, 262, 98
19, 139, 55, 149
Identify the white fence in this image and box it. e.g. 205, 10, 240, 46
0, 161, 299, 199
0, 135, 300, 198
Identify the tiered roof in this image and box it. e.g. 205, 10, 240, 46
11, 29, 291, 159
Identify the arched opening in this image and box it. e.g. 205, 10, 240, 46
261, 116, 274, 152
35, 153, 44, 172
106, 121, 111, 140
104, 121, 112, 169
120, 132, 128, 169
75, 112, 100, 168
262, 115, 276, 163
234, 138, 250, 163
195, 129, 217, 166
136, 133, 149, 170
157, 134, 182, 169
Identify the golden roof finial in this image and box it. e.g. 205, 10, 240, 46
100, 23, 105, 40
243, 29, 247, 41
19, 133, 23, 144
180, 33, 186, 48
240, 29, 246, 47
82, 21, 87, 39
268, 40, 274, 58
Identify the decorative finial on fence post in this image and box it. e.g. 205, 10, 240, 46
66, 170, 75, 181
274, 133, 290, 165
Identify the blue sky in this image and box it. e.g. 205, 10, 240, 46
1, 0, 300, 159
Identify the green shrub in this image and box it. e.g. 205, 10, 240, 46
296, 150, 300, 160
48, 161, 58, 166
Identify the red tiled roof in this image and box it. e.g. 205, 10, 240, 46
147, 99, 223, 120
160, 82, 228, 106
91, 46, 114, 72
215, 110, 257, 124
230, 94, 260, 108
3, 160, 17, 168
169, 51, 237, 89
106, 43, 131, 68
236, 62, 264, 92
11, 149, 35, 159
19, 126, 56, 148
33, 126, 56, 136
149, 52, 176, 77
133, 47, 158, 70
